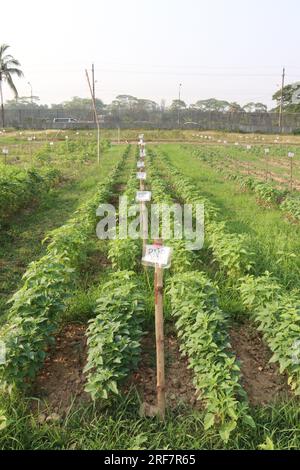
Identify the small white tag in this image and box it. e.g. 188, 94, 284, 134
142, 245, 172, 269
137, 161, 145, 169
288, 152, 295, 158
136, 191, 152, 202
2, 148, 9, 155
137, 172, 147, 180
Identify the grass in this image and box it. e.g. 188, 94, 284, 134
1, 392, 300, 450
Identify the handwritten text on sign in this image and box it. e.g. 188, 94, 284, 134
136, 191, 152, 203
136, 172, 147, 180
142, 245, 172, 269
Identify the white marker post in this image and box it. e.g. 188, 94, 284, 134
142, 242, 172, 419
288, 152, 295, 191
2, 147, 9, 165
137, 171, 146, 190
137, 161, 145, 170
136, 191, 152, 255
264, 148, 270, 181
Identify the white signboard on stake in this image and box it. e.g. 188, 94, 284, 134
140, 149, 146, 158
265, 148, 270, 154
2, 148, 8, 155
142, 245, 172, 269
288, 152, 295, 158
136, 191, 152, 203
137, 161, 145, 169
136, 172, 147, 180
139, 134, 144, 140
246, 145, 252, 150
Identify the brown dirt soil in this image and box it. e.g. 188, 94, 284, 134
229, 322, 290, 406
124, 332, 201, 410
31, 324, 90, 420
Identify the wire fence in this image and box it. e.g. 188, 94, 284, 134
3, 108, 300, 133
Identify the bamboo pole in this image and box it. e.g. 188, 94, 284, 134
154, 240, 166, 420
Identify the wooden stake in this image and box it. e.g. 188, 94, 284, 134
290, 156, 293, 191
154, 240, 166, 420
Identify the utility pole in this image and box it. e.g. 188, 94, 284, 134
279, 67, 285, 133
85, 69, 100, 165
177, 83, 182, 128
92, 64, 97, 124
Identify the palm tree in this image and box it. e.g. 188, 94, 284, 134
0, 44, 23, 127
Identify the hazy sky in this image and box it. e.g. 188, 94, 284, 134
1, 0, 299, 108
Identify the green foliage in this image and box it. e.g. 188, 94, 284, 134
239, 273, 300, 394
280, 195, 300, 222
207, 221, 254, 277
0, 165, 61, 224
168, 271, 254, 442
0, 147, 130, 389
84, 271, 145, 400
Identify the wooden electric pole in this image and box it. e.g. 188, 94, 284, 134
279, 67, 285, 133
85, 69, 100, 165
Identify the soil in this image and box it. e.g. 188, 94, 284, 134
229, 322, 290, 406
31, 324, 90, 420
123, 332, 201, 410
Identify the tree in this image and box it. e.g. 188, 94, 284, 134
243, 102, 268, 113
5, 96, 43, 109
170, 99, 186, 109
190, 98, 230, 112
228, 102, 243, 113
0, 44, 23, 127
272, 82, 300, 112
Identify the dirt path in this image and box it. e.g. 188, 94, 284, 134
31, 324, 90, 421
124, 332, 200, 411
229, 322, 290, 406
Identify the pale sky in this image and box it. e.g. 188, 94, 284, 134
1, 0, 299, 108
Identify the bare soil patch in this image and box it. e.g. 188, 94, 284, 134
124, 332, 201, 410
31, 324, 90, 420
229, 322, 290, 406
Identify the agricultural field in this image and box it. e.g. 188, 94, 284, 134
1, 130, 300, 451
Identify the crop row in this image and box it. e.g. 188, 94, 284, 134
84, 152, 145, 400
189, 145, 300, 223
0, 146, 131, 389
0, 164, 61, 226
155, 149, 300, 398
147, 154, 255, 441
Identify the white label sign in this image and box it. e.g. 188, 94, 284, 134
265, 148, 270, 154
137, 172, 146, 180
140, 150, 146, 158
139, 134, 144, 140
288, 152, 295, 158
2, 148, 8, 155
142, 245, 172, 269
137, 161, 145, 169
136, 191, 152, 202
246, 145, 252, 150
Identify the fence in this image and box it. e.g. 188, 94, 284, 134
3, 108, 300, 133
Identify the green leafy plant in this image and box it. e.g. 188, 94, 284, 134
84, 271, 145, 400
168, 271, 255, 442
